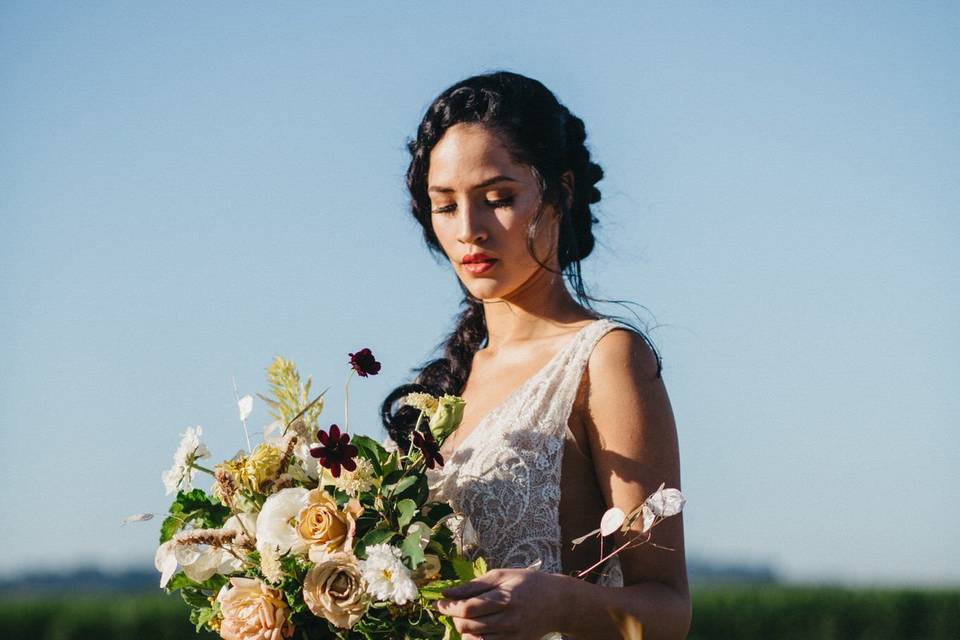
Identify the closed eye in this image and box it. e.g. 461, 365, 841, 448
431, 198, 514, 215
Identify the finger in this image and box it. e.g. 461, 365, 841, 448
453, 610, 508, 636
442, 573, 500, 599
437, 591, 508, 618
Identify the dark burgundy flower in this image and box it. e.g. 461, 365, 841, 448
310, 423, 358, 478
412, 429, 444, 470
348, 348, 381, 377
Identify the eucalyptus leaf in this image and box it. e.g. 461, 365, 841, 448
396, 499, 418, 530
401, 529, 426, 568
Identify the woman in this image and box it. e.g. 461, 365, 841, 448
380, 71, 690, 640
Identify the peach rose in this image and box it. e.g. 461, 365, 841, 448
303, 551, 369, 628
297, 489, 363, 553
217, 577, 294, 640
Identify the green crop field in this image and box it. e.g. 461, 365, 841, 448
0, 586, 957, 639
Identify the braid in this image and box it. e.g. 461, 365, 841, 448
558, 111, 604, 267
380, 293, 486, 448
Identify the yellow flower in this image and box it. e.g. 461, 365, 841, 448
298, 489, 364, 554
217, 444, 283, 493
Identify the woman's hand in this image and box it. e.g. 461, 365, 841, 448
435, 568, 571, 640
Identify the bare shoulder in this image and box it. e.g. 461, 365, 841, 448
588, 325, 662, 386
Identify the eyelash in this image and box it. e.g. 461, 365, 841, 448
432, 198, 514, 215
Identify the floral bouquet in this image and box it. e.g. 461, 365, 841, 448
137, 346, 686, 640
149, 350, 485, 639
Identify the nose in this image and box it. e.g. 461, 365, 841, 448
455, 200, 488, 245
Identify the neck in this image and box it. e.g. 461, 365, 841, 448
479, 266, 596, 351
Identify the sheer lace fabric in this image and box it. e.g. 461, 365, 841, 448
426, 318, 626, 593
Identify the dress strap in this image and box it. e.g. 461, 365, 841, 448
551, 318, 631, 430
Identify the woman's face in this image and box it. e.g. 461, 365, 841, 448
427, 123, 562, 301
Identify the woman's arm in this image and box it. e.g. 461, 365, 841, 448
437, 327, 691, 640
561, 326, 691, 639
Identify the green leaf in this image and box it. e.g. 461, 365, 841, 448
167, 489, 231, 531
450, 556, 477, 582
440, 614, 462, 640
384, 474, 418, 497
396, 499, 418, 530
380, 452, 400, 476
418, 578, 462, 601
401, 529, 425, 568
165, 572, 227, 594
351, 434, 387, 463
180, 586, 211, 609
192, 604, 219, 632
356, 526, 396, 557
159, 514, 182, 544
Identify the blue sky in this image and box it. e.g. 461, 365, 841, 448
1, 2, 957, 585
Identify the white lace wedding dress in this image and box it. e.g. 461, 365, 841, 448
425, 317, 628, 636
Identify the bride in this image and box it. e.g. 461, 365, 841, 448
381, 71, 690, 640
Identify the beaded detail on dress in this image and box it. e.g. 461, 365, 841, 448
425, 318, 626, 589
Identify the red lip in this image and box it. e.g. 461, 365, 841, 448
462, 253, 496, 264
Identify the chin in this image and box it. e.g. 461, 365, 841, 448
461, 279, 505, 301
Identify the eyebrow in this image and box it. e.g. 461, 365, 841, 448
427, 175, 519, 194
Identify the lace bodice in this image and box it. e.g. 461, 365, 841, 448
425, 318, 626, 591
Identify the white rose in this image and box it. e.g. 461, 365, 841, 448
256, 487, 310, 555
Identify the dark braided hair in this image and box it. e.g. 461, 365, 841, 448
381, 70, 662, 448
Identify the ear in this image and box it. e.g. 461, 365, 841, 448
560, 170, 575, 212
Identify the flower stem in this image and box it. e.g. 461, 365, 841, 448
190, 462, 216, 476
386, 412, 425, 501
232, 376, 252, 452
575, 532, 651, 579
282, 387, 329, 437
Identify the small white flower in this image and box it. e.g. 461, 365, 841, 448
260, 543, 284, 585
332, 457, 375, 497
359, 543, 418, 605
256, 487, 310, 556
161, 426, 211, 495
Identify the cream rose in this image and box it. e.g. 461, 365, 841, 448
302, 551, 369, 629
297, 489, 363, 553
217, 577, 294, 640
